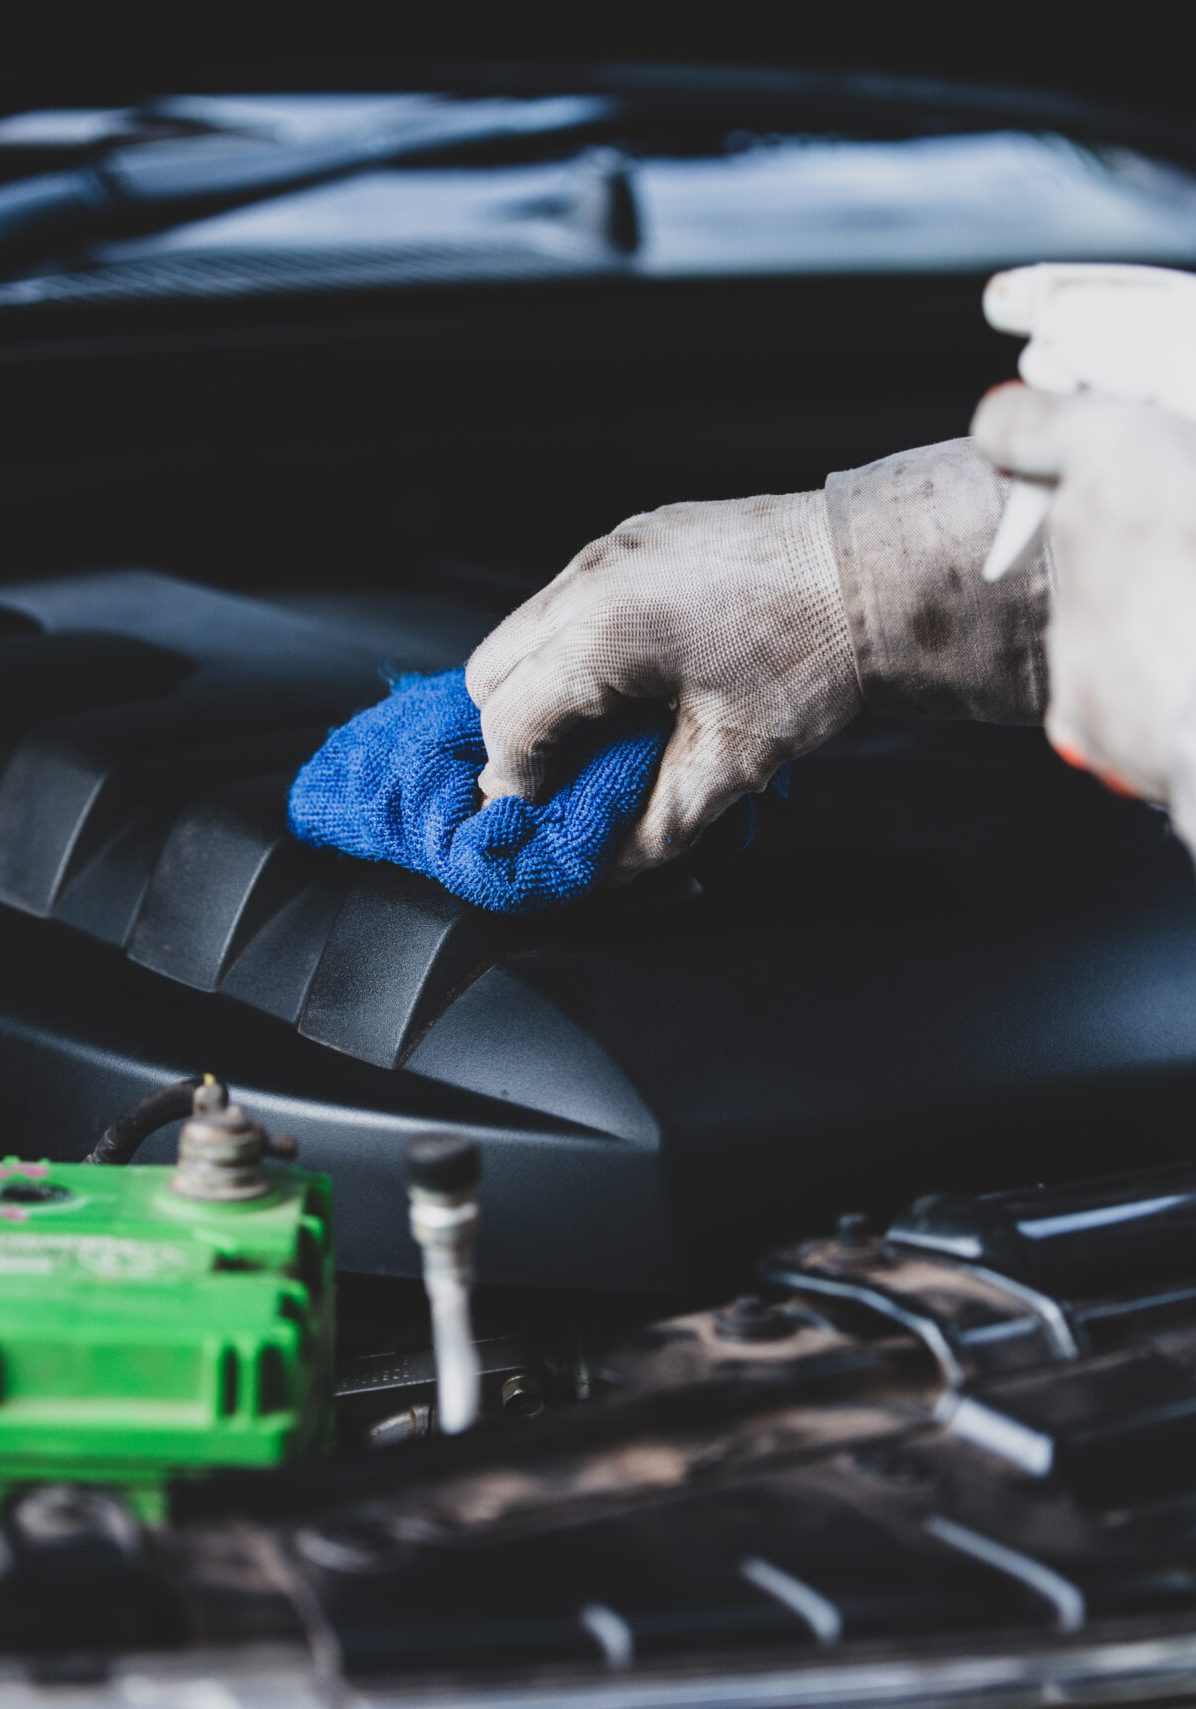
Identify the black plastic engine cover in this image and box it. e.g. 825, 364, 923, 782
2, 570, 1196, 1292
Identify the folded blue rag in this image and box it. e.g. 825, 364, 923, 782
289, 668, 772, 914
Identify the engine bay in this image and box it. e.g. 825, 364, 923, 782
5, 63, 1196, 1706
8, 1085, 1196, 1706
0, 573, 1195, 1701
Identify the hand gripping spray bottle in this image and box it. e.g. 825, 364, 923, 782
981, 263, 1196, 584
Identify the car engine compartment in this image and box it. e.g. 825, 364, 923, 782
2, 571, 1196, 1701
5, 67, 1196, 1705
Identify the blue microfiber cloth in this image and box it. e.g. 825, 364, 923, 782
289, 668, 775, 915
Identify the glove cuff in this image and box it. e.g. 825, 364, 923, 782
774, 487, 863, 745
825, 438, 1051, 724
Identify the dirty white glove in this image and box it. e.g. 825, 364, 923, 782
972, 386, 1196, 845
468, 442, 1049, 876
468, 493, 860, 875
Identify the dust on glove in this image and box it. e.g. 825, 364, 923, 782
467, 490, 861, 877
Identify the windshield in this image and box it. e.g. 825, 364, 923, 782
2, 83, 1196, 303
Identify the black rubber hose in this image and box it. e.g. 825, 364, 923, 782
83, 1076, 213, 1166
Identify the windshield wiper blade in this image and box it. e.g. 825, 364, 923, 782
0, 95, 619, 272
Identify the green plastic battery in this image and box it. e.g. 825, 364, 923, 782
0, 1157, 333, 1517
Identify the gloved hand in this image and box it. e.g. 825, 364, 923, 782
468, 442, 1049, 876
467, 492, 861, 876
972, 385, 1196, 833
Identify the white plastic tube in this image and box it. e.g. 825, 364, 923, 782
409, 1195, 481, 1435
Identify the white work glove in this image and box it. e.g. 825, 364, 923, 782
467, 493, 862, 876
467, 443, 1049, 877
972, 385, 1196, 840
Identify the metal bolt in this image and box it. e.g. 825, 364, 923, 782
501, 1373, 545, 1419
366, 1407, 430, 1449
171, 1099, 273, 1202
192, 1077, 228, 1118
